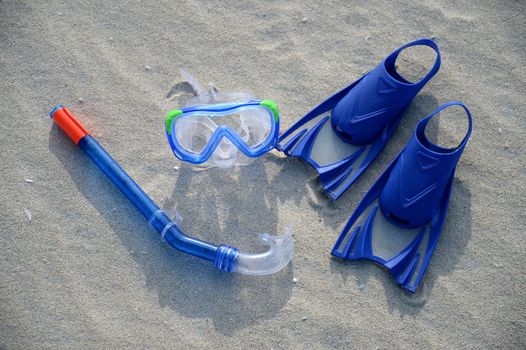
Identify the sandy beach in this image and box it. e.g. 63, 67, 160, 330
0, 0, 524, 348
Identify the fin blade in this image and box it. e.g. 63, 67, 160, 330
332, 205, 378, 260
396, 252, 420, 288
276, 128, 307, 153
354, 204, 377, 257
332, 224, 361, 259
385, 227, 426, 275
281, 116, 329, 161
318, 147, 365, 199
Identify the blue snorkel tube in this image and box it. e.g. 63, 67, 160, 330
50, 105, 293, 275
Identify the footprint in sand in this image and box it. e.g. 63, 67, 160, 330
165, 81, 196, 105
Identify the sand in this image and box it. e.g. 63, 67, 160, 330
0, 0, 524, 348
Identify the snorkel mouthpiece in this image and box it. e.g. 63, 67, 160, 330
233, 229, 294, 275
50, 105, 293, 276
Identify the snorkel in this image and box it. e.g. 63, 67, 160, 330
50, 105, 293, 275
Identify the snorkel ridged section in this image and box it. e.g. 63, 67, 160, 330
214, 245, 239, 272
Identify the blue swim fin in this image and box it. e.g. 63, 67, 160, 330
277, 38, 441, 199
331, 101, 473, 292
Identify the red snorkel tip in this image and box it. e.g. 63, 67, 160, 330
50, 105, 89, 144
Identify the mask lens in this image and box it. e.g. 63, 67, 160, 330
174, 115, 217, 154
239, 107, 271, 147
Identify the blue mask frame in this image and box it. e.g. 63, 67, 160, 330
165, 100, 280, 164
